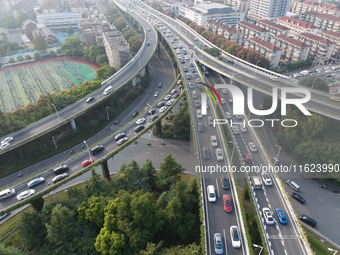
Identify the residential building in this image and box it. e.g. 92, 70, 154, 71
290, 0, 340, 18
294, 32, 334, 61
317, 30, 340, 58
22, 19, 38, 41
248, 0, 290, 21
37, 12, 82, 31
257, 19, 290, 40
206, 19, 243, 44
0, 27, 9, 40
303, 11, 340, 32
160, 0, 189, 12
103, 30, 131, 69
237, 21, 269, 41
244, 37, 282, 67
276, 16, 318, 35
224, 0, 249, 13
271, 35, 310, 62
22, 19, 57, 43
178, 3, 245, 27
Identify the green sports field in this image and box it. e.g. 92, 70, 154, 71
0, 57, 96, 112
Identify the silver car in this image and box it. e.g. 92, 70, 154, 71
27, 177, 45, 188
52, 173, 69, 184
17, 189, 35, 201
214, 233, 224, 254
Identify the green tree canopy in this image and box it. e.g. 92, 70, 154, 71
33, 34, 48, 51
66, 26, 74, 35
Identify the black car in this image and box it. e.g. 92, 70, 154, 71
85, 96, 95, 103
172, 93, 179, 98
134, 125, 145, 133
90, 145, 105, 155
221, 175, 230, 190
131, 111, 138, 117
148, 108, 156, 115
291, 192, 305, 204
53, 164, 69, 175
299, 214, 317, 227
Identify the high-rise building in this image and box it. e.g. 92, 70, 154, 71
248, 0, 291, 21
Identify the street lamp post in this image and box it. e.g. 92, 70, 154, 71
229, 141, 235, 162
328, 248, 338, 255
52, 136, 58, 150
275, 144, 281, 161
253, 244, 263, 255
83, 141, 92, 161
106, 107, 110, 121
51, 103, 60, 122
254, 59, 261, 77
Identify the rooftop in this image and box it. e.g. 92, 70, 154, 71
249, 37, 281, 51
298, 32, 333, 45
307, 11, 340, 22
277, 16, 317, 29
239, 21, 268, 32
275, 35, 308, 48
318, 30, 340, 39
258, 19, 290, 31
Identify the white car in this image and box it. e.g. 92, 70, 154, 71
1, 136, 14, 145
262, 207, 275, 225
249, 142, 258, 152
0, 142, 10, 150
235, 115, 242, 119
207, 185, 216, 202
210, 135, 218, 147
185, 55, 189, 60
188, 82, 194, 89
117, 137, 129, 146
167, 99, 174, 106
262, 173, 272, 186
221, 98, 225, 105
232, 125, 240, 134
216, 148, 224, 161
154, 92, 159, 97
222, 89, 228, 94
52, 173, 69, 184
17, 189, 35, 201
136, 118, 145, 125
164, 94, 171, 101
230, 226, 241, 248
239, 124, 247, 133
196, 109, 202, 119
224, 111, 232, 119
159, 106, 167, 113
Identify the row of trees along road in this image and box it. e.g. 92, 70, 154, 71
5, 155, 202, 255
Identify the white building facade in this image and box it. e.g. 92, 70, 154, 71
37, 12, 82, 31
248, 0, 291, 21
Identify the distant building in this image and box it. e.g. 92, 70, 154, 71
37, 12, 82, 31
237, 21, 269, 41
303, 11, 340, 32
103, 30, 131, 69
271, 35, 310, 62
159, 0, 188, 12
317, 30, 340, 58
290, 0, 340, 19
206, 19, 243, 44
0, 27, 9, 40
294, 32, 334, 61
248, 0, 290, 21
257, 19, 290, 40
179, 3, 244, 27
244, 37, 282, 67
276, 16, 318, 35
22, 19, 57, 43
224, 0, 249, 13
22, 19, 38, 41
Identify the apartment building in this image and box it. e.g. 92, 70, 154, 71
248, 0, 290, 21
237, 21, 269, 41
103, 30, 131, 69
303, 11, 340, 32
244, 37, 282, 67
317, 30, 340, 58
206, 19, 243, 44
257, 19, 290, 40
224, 0, 249, 13
294, 32, 334, 61
276, 16, 318, 35
271, 35, 310, 62
37, 12, 82, 31
290, 0, 340, 18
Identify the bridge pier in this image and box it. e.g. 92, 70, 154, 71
70, 118, 77, 131
132, 76, 137, 87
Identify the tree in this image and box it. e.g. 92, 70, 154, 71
160, 244, 201, 255
84, 167, 108, 197
300, 76, 328, 92
9, 57, 15, 63
78, 195, 108, 227
0, 244, 27, 255
60, 27, 67, 33
34, 52, 41, 59
45, 204, 75, 250
25, 54, 32, 60
128, 35, 143, 53
61, 36, 83, 56
157, 154, 185, 191
17, 55, 24, 61
49, 50, 56, 57
96, 54, 108, 66
56, 48, 62, 54
101, 159, 111, 181
33, 34, 48, 51
66, 26, 74, 35
114, 17, 127, 31
30, 195, 45, 211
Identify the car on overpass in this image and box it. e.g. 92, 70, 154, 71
214, 233, 224, 254
275, 208, 288, 224
223, 194, 232, 212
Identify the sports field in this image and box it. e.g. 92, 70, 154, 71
0, 56, 98, 112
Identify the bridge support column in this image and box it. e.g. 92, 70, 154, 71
132, 76, 137, 87
70, 118, 77, 131
140, 67, 146, 76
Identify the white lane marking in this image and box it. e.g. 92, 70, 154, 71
284, 250, 288, 255
223, 229, 229, 255
317, 197, 323, 202
336, 208, 340, 213
216, 178, 220, 197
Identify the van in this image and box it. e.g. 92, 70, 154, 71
0, 188, 15, 200
53, 164, 69, 175
287, 180, 300, 191
103, 86, 113, 95
251, 176, 262, 190
90, 145, 104, 155
207, 185, 216, 202
192, 90, 197, 99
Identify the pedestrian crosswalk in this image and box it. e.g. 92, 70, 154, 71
140, 130, 152, 140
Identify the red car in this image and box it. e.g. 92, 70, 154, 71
223, 194, 232, 212
243, 153, 252, 164
82, 159, 94, 167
